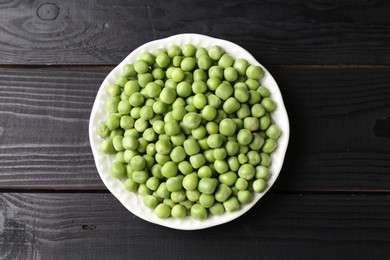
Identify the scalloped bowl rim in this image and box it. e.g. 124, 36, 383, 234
89, 33, 289, 230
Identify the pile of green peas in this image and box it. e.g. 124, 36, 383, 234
97, 43, 281, 220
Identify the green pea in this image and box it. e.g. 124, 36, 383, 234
213, 148, 227, 160
243, 117, 260, 131
198, 138, 210, 151
257, 86, 270, 97
182, 112, 201, 129
219, 118, 236, 137
193, 69, 207, 82
233, 58, 249, 76
124, 80, 140, 96
170, 146, 186, 163
235, 178, 248, 191
262, 139, 277, 153
161, 161, 178, 178
251, 103, 266, 118
178, 161, 193, 175
218, 54, 234, 68
166, 176, 183, 192
134, 118, 149, 132
261, 97, 276, 112
237, 129, 253, 145
189, 153, 206, 169
215, 184, 232, 202
256, 165, 270, 180
138, 73, 153, 88
224, 67, 238, 82
110, 162, 126, 178
223, 97, 240, 114
156, 53, 170, 68
182, 44, 196, 57
247, 151, 261, 165
207, 134, 223, 148
203, 149, 215, 163
171, 68, 185, 82
209, 66, 223, 80
181, 57, 196, 71
170, 133, 186, 146
151, 164, 163, 179
116, 76, 128, 87
122, 64, 137, 77
238, 164, 255, 180
206, 77, 222, 91
191, 204, 207, 220
155, 203, 171, 219
192, 93, 207, 109
237, 190, 253, 204
223, 196, 240, 212
124, 178, 138, 192
207, 94, 221, 108
155, 139, 172, 155
172, 56, 182, 67
198, 177, 218, 194
97, 122, 110, 138
182, 173, 199, 191
259, 116, 271, 130
179, 200, 194, 211
227, 156, 240, 172
107, 83, 121, 97
163, 198, 175, 208
129, 92, 144, 107
199, 194, 215, 208
225, 141, 239, 156
105, 114, 120, 130
253, 179, 268, 193
186, 190, 201, 202
140, 52, 155, 66
246, 65, 263, 79
209, 203, 225, 215
195, 47, 208, 58
260, 153, 271, 167
156, 183, 171, 199
138, 183, 152, 196
167, 45, 181, 58
190, 126, 206, 140
266, 124, 281, 139
208, 45, 223, 61
214, 160, 229, 174
144, 195, 159, 209
200, 105, 217, 121
171, 204, 186, 219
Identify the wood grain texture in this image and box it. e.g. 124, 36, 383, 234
0, 192, 389, 260
0, 67, 389, 191
0, 0, 390, 65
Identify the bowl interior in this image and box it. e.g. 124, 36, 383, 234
89, 33, 289, 230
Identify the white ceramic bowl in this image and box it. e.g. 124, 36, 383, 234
89, 33, 289, 230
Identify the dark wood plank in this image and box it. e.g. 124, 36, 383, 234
1, 0, 390, 65
0, 67, 389, 190
0, 192, 389, 259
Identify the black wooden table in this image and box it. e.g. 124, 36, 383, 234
1, 1, 390, 259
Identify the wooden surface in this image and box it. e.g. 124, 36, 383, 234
1, 0, 390, 259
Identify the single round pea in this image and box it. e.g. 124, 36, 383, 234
175, 82, 192, 98
251, 103, 266, 118
235, 178, 248, 191
97, 122, 110, 138
179, 200, 193, 211
143, 128, 157, 142
208, 45, 223, 61
181, 57, 196, 71
195, 47, 208, 58
182, 112, 201, 129
105, 114, 120, 130
226, 157, 239, 173
170, 133, 186, 146
182, 173, 199, 191
144, 82, 161, 98
186, 190, 201, 202
253, 179, 267, 193
233, 58, 249, 76
170, 146, 186, 163
152, 67, 165, 80
238, 164, 255, 180
116, 76, 128, 87
219, 171, 237, 186
222, 97, 240, 114
172, 56, 182, 67
166, 176, 183, 192
189, 153, 206, 169
163, 198, 175, 208
129, 92, 144, 107
197, 165, 211, 178
155, 139, 172, 155
234, 86, 249, 103
215, 82, 233, 101
218, 54, 234, 68
145, 176, 160, 191
183, 137, 200, 156
237, 129, 253, 145
205, 122, 219, 135
207, 134, 223, 148
151, 164, 163, 179
167, 45, 181, 58
206, 77, 222, 91
247, 150, 261, 165
107, 83, 121, 97
171, 204, 186, 219
207, 94, 221, 108
138, 183, 152, 196
139, 106, 154, 121
215, 183, 232, 202
152, 101, 167, 115
144, 195, 159, 209
237, 190, 253, 204
156, 183, 171, 199
244, 117, 260, 131
193, 69, 207, 82
193, 93, 207, 109
110, 162, 126, 178
246, 65, 263, 79
138, 73, 154, 88
130, 155, 146, 171
198, 137, 210, 151
247, 90, 261, 105
155, 203, 171, 219
266, 124, 281, 139
112, 135, 124, 151
171, 190, 186, 203
182, 44, 196, 57
192, 80, 207, 94
191, 126, 207, 140
260, 153, 271, 166
213, 148, 227, 160
134, 118, 149, 132
257, 86, 270, 97
199, 194, 215, 208
164, 121, 180, 136
209, 203, 225, 216
259, 116, 271, 130
191, 204, 207, 220
214, 160, 229, 174
161, 161, 178, 178
208, 66, 223, 80
124, 178, 138, 192
178, 161, 193, 175
219, 118, 237, 137
124, 80, 139, 97
197, 55, 212, 71
119, 116, 134, 130
156, 53, 170, 68
140, 52, 155, 66
223, 196, 240, 212
224, 67, 238, 82
256, 165, 270, 179
134, 59, 149, 74
171, 68, 185, 82
225, 141, 239, 156
261, 97, 276, 112
123, 64, 137, 77
262, 139, 277, 153
198, 177, 218, 194
159, 87, 177, 104
201, 105, 217, 121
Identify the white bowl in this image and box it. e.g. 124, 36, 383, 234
89, 33, 289, 230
